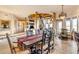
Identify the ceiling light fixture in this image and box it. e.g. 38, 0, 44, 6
59, 5, 67, 20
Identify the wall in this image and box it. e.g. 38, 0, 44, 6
0, 12, 18, 35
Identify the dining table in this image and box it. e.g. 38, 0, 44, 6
17, 33, 43, 51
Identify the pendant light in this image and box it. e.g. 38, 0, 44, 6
59, 5, 67, 20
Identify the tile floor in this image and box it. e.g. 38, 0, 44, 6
52, 37, 78, 54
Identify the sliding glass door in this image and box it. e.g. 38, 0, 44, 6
72, 18, 78, 32
66, 20, 71, 32
56, 17, 79, 35
56, 21, 62, 34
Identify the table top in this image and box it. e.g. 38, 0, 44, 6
23, 37, 42, 46
17, 34, 42, 45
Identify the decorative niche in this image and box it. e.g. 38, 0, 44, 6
0, 20, 10, 29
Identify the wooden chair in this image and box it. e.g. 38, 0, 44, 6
6, 33, 29, 54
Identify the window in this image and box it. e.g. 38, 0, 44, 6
66, 20, 70, 32
56, 21, 62, 33
72, 18, 77, 32
43, 19, 51, 29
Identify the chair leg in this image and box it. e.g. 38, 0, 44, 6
12, 47, 16, 54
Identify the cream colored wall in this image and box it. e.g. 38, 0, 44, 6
0, 12, 18, 35
71, 9, 79, 17
17, 21, 27, 32
10, 20, 16, 34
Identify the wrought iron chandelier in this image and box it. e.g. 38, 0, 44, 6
59, 5, 67, 20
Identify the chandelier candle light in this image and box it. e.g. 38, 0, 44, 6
59, 5, 67, 20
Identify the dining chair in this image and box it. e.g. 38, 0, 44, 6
6, 33, 30, 54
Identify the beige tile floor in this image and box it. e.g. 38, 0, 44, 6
0, 39, 11, 54
0, 36, 78, 54
52, 37, 78, 54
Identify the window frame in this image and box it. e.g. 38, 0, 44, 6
56, 20, 63, 34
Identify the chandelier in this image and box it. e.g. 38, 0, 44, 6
59, 5, 67, 20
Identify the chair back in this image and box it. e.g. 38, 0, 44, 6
6, 33, 15, 54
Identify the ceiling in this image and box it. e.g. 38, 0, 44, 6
0, 5, 79, 18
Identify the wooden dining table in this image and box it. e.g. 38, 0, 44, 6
17, 34, 43, 50
23, 37, 42, 46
